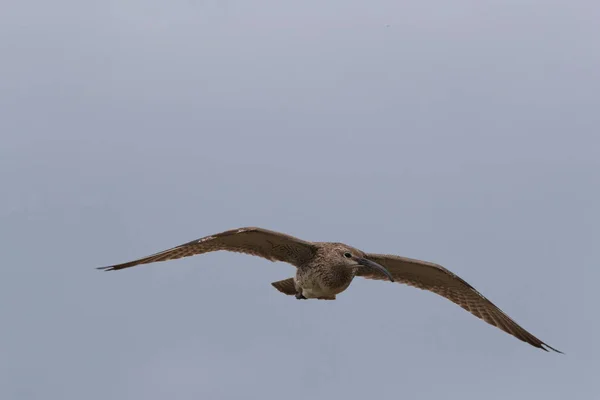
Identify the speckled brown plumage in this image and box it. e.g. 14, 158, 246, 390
355, 253, 562, 353
98, 227, 316, 270
98, 226, 562, 353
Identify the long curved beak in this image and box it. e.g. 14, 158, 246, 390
357, 258, 395, 282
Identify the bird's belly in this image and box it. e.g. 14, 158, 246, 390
296, 271, 352, 299
302, 286, 337, 299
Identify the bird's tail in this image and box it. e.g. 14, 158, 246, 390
271, 278, 296, 295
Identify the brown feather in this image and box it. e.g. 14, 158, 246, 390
271, 278, 297, 295
356, 253, 562, 353
97, 227, 317, 271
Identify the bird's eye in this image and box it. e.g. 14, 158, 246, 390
344, 252, 352, 258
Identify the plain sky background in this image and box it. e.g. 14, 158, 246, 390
1, 1, 598, 399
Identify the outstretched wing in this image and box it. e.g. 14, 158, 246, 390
98, 227, 317, 271
356, 253, 562, 353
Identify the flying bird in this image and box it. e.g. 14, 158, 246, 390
98, 226, 561, 353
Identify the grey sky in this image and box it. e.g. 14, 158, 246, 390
1, 1, 598, 399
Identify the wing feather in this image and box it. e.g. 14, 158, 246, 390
357, 253, 562, 353
97, 227, 316, 271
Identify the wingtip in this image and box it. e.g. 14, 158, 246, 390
543, 344, 564, 354
535, 341, 563, 354
96, 266, 114, 271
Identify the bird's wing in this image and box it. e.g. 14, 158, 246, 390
98, 227, 317, 271
356, 253, 561, 353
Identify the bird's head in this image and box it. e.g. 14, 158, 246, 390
330, 244, 395, 282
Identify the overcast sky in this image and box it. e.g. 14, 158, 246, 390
1, 1, 598, 399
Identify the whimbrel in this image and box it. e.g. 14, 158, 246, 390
98, 226, 561, 353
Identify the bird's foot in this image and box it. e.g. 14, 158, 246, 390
295, 293, 307, 300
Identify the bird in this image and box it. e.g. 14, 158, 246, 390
98, 226, 562, 353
